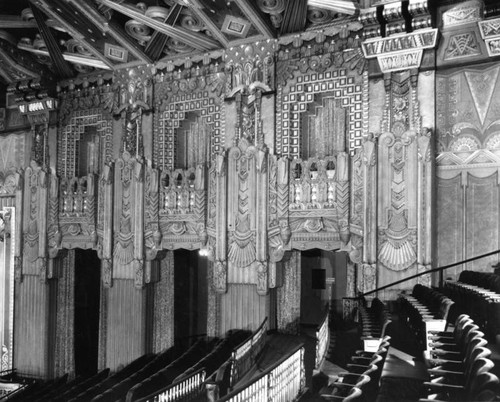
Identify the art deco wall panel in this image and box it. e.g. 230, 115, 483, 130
466, 173, 500, 271
436, 63, 500, 274
436, 176, 464, 278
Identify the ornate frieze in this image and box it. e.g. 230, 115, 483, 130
58, 75, 114, 126
361, 28, 438, 73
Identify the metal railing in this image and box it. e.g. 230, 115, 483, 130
140, 368, 206, 402
315, 307, 330, 369
230, 317, 268, 388
219, 344, 305, 402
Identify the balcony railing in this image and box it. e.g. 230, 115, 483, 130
230, 317, 268, 388
219, 344, 305, 402
140, 368, 205, 402
315, 307, 330, 369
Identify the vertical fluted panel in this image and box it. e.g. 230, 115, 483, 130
106, 279, 145, 371
152, 252, 174, 353
220, 284, 267, 333
14, 274, 50, 378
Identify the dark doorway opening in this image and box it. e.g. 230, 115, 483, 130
74, 249, 101, 377
174, 249, 208, 347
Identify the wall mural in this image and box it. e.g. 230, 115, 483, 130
436, 63, 500, 273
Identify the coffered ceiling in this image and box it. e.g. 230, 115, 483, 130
0, 0, 359, 85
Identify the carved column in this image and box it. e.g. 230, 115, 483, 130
359, 0, 437, 296
209, 154, 228, 293
98, 163, 114, 287
359, 134, 377, 294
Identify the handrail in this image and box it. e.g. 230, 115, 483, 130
353, 249, 500, 299
230, 317, 268, 388
138, 368, 206, 402
315, 307, 329, 369
218, 343, 305, 402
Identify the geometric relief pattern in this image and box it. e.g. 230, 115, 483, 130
277, 68, 363, 158
465, 67, 500, 126
444, 32, 481, 61
156, 92, 221, 170
58, 110, 113, 177
437, 65, 500, 152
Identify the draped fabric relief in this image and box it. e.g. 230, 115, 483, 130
54, 250, 75, 378
277, 251, 301, 335
151, 252, 174, 353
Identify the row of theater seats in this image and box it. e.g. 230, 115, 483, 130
320, 336, 391, 401
2, 329, 251, 402
399, 284, 454, 353
358, 298, 392, 352
442, 270, 500, 341
419, 314, 499, 401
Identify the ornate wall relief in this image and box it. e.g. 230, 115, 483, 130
158, 165, 206, 250
154, 59, 226, 170
22, 162, 48, 283
276, 24, 365, 157
113, 152, 144, 288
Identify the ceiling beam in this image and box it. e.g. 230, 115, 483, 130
30, 0, 114, 70
29, 3, 74, 79
66, 0, 152, 65
18, 44, 112, 70
280, 0, 308, 34
96, 0, 221, 51
0, 15, 37, 29
188, 0, 229, 47
235, 0, 276, 39
145, 4, 182, 61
